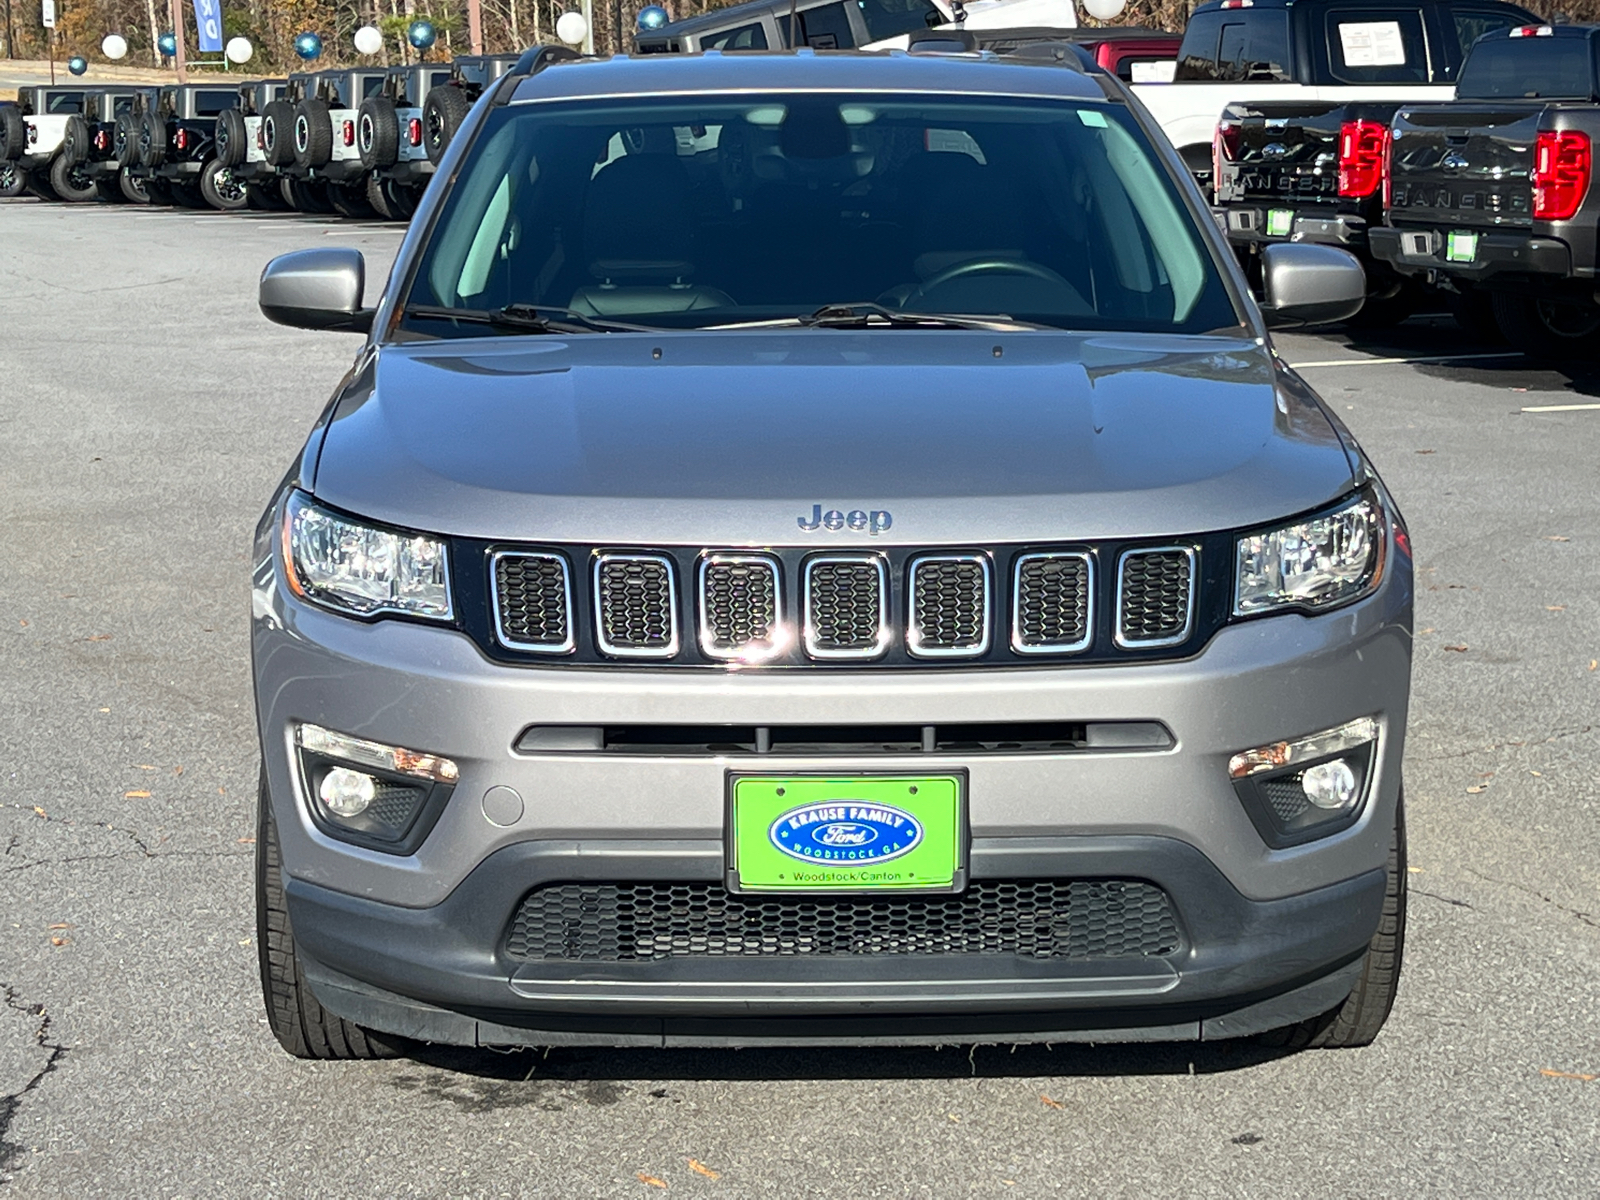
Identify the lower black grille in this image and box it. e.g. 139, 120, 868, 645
1117, 549, 1194, 646
1014, 552, 1091, 651
909, 555, 989, 656
505, 880, 1181, 961
493, 552, 571, 651
595, 554, 676, 656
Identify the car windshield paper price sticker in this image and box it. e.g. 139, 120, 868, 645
1267, 209, 1294, 237
731, 775, 963, 892
1338, 21, 1407, 67
1447, 231, 1479, 262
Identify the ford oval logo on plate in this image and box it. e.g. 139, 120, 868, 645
769, 801, 924, 864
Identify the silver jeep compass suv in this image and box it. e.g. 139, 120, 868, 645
252, 42, 1410, 1057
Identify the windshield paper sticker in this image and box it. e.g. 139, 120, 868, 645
1339, 21, 1407, 67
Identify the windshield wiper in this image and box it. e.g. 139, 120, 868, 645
799, 303, 1048, 331
403, 303, 657, 334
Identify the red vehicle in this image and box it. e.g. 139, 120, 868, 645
974, 27, 1183, 83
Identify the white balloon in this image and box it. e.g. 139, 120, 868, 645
225, 36, 254, 64
353, 25, 384, 55
555, 11, 588, 45
101, 33, 129, 60
1080, 0, 1127, 20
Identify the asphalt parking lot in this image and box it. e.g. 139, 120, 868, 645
1, 198, 1597, 1197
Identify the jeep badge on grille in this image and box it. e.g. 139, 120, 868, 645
797, 505, 893, 534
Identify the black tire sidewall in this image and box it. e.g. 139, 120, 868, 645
293, 99, 333, 168
358, 97, 400, 169
49, 152, 99, 201
201, 158, 248, 210
422, 86, 470, 166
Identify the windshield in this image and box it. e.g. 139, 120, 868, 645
402, 93, 1236, 335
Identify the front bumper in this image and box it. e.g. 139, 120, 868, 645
254, 499, 1410, 1043
1371, 226, 1577, 284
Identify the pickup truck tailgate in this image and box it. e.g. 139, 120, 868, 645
1389, 103, 1543, 229
1216, 102, 1342, 204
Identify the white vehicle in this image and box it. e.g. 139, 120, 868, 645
1126, 0, 1539, 187
0, 86, 91, 196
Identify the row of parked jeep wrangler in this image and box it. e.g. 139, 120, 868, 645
0, 54, 522, 217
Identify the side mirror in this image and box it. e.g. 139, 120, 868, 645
1259, 243, 1366, 328
259, 247, 374, 333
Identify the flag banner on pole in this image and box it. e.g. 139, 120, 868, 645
192, 0, 222, 51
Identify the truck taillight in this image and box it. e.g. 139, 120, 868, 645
343, 120, 355, 147
95, 130, 109, 150
1337, 120, 1387, 199
407, 118, 422, 146
1532, 130, 1591, 221
175, 128, 189, 151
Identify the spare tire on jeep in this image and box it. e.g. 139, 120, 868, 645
0, 105, 24, 161
139, 109, 167, 168
357, 95, 399, 169
113, 111, 141, 168
214, 107, 248, 167
422, 85, 470, 166
262, 99, 296, 167
293, 98, 333, 168
60, 114, 91, 166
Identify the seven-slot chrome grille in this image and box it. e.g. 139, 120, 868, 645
485, 544, 1205, 666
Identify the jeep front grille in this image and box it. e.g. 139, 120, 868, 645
492, 552, 573, 653
506, 880, 1181, 961
907, 554, 990, 657
1012, 552, 1092, 653
698, 554, 782, 660
803, 555, 888, 659
594, 553, 678, 658
1116, 547, 1195, 648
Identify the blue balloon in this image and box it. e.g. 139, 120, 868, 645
407, 20, 436, 49
157, 32, 177, 56
637, 5, 669, 30
67, 55, 89, 75
294, 31, 323, 60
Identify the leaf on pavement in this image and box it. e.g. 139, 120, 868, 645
1540, 1068, 1597, 1082
237, 837, 256, 844
1467, 785, 1487, 794
86, 634, 113, 642
50, 937, 69, 947
47, 923, 72, 930
1590, 660, 1597, 671
1415, 449, 1435, 454
32, 806, 46, 818
124, 790, 150, 798
638, 1174, 668, 1189
687, 1159, 720, 1180
1444, 644, 1468, 652
1545, 536, 1570, 542
136, 764, 156, 770
1040, 1094, 1064, 1110
1546, 605, 1566, 611
173, 765, 184, 776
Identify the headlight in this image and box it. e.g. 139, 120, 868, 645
281, 491, 453, 620
1234, 490, 1385, 616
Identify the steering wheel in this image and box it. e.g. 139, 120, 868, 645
907, 258, 1073, 307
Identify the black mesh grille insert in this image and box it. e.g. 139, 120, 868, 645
804, 558, 884, 655
910, 557, 988, 654
1262, 777, 1312, 824
596, 555, 675, 654
494, 553, 570, 649
700, 557, 778, 657
1118, 550, 1193, 645
506, 880, 1181, 961
1014, 554, 1091, 650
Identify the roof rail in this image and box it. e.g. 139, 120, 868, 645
510, 43, 583, 77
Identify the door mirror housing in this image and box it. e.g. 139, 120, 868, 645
1258, 243, 1366, 328
259, 247, 374, 333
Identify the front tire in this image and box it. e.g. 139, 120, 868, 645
1260, 793, 1407, 1049
0, 159, 25, 198
119, 166, 151, 204
257, 771, 410, 1060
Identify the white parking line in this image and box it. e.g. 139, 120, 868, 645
1289, 351, 1524, 368
1520, 402, 1600, 413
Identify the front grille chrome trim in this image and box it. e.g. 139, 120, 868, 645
696, 553, 786, 662
490, 550, 576, 654
593, 552, 680, 659
802, 554, 890, 660
1114, 546, 1197, 650
1011, 551, 1094, 655
906, 553, 992, 659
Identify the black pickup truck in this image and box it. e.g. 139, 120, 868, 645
1209, 0, 1537, 323
1372, 23, 1600, 354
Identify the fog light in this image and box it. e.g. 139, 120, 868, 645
1301, 759, 1358, 810
319, 766, 376, 816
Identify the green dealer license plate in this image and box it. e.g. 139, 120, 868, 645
728, 774, 966, 893
1447, 231, 1479, 262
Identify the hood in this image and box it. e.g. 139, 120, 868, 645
311, 331, 1354, 546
